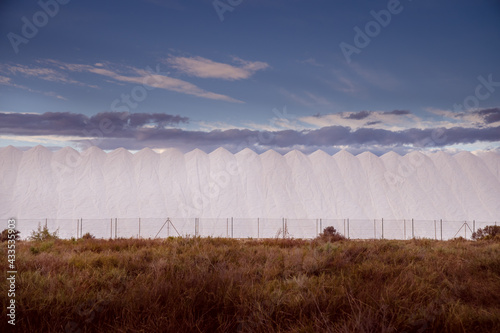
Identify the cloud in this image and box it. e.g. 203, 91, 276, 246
45, 60, 244, 103
383, 110, 411, 116
0, 112, 189, 137
344, 110, 371, 120
0, 75, 67, 100
425, 107, 500, 127
0, 63, 97, 88
300, 110, 420, 130
2, 60, 244, 103
3, 111, 500, 154
474, 108, 500, 124
166, 56, 269, 80
91, 124, 500, 154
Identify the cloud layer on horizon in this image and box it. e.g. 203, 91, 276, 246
2, 110, 500, 154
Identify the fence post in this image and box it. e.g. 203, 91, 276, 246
382, 218, 384, 240
440, 219, 443, 241
110, 218, 113, 239
115, 218, 118, 239
316, 219, 318, 237
231, 217, 234, 238
320, 218, 322, 234
434, 220, 436, 240
257, 218, 260, 239
80, 218, 83, 238
167, 218, 170, 237
347, 218, 350, 239
412, 218, 414, 239
45, 218, 47, 228
282, 218, 285, 239
374, 219, 376, 239
404, 219, 406, 240
473, 220, 475, 235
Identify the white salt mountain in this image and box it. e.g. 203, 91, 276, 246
1, 145, 499, 222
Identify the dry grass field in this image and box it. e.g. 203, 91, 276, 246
1, 233, 500, 332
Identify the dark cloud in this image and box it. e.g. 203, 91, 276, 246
474, 108, 500, 124
366, 121, 382, 126
343, 110, 371, 120
86, 124, 500, 153
0, 111, 189, 137
383, 110, 411, 116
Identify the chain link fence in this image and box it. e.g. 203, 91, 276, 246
2, 217, 497, 241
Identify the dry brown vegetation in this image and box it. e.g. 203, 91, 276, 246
1, 236, 500, 332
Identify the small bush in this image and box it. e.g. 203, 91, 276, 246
472, 225, 500, 241
317, 226, 346, 242
449, 236, 468, 242
82, 232, 96, 240
29, 224, 59, 242
0, 228, 20, 242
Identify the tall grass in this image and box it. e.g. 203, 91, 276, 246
1, 237, 499, 332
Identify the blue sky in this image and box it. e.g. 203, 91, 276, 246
1, 0, 500, 154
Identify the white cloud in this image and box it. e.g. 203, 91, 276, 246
166, 55, 269, 80
0, 63, 97, 88
196, 121, 246, 132
0, 75, 66, 100
45, 60, 244, 103
0, 134, 83, 145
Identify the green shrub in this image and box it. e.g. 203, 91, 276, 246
29, 224, 59, 242
82, 232, 96, 240
472, 225, 500, 241
317, 226, 346, 242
